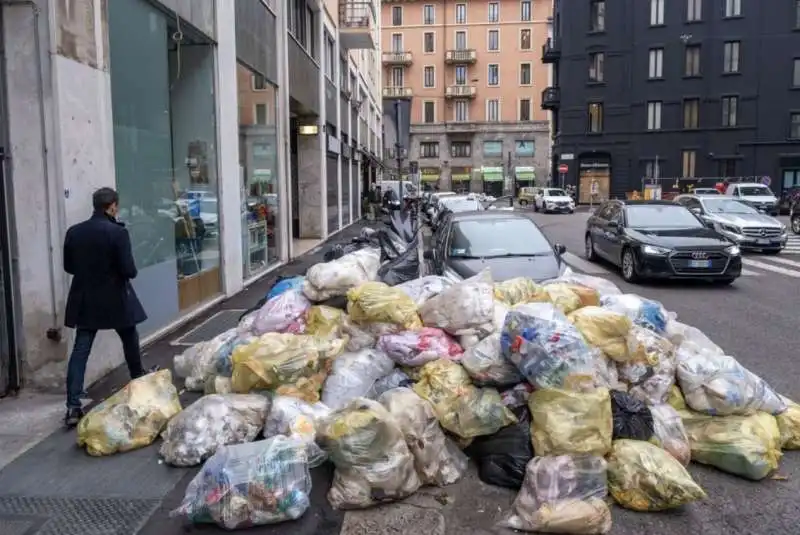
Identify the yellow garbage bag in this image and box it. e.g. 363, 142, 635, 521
543, 284, 584, 315
493, 277, 549, 306
776, 396, 800, 450
305, 305, 347, 337
347, 281, 422, 330
231, 333, 330, 403
564, 284, 602, 308
530, 388, 613, 456
608, 439, 706, 511
568, 306, 632, 362
681, 410, 782, 481
668, 385, 687, 411
77, 369, 181, 456
413, 359, 517, 439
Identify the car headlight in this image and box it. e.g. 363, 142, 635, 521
725, 245, 741, 255
781, 224, 787, 234
719, 223, 741, 235
642, 245, 672, 256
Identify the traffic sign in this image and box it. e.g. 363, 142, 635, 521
761, 176, 771, 186
558, 164, 569, 174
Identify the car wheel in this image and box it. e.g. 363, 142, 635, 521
620, 248, 639, 283
584, 234, 597, 262
520, 200, 528, 206
792, 215, 800, 234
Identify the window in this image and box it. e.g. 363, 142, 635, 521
423, 66, 435, 88
255, 103, 268, 125
391, 33, 403, 52
488, 64, 499, 85
647, 101, 662, 130
520, 29, 531, 50
423, 32, 435, 53
650, 0, 664, 25
521, 0, 532, 21
488, 2, 499, 22
519, 63, 532, 85
682, 150, 696, 177
724, 0, 741, 17
451, 141, 471, 157
687, 0, 702, 21
391, 66, 404, 87
791, 113, 800, 138
324, 34, 335, 79
645, 160, 661, 178
488, 30, 499, 51
455, 100, 468, 121
455, 65, 467, 85
588, 102, 604, 132
589, 52, 605, 82
423, 101, 435, 123
455, 31, 467, 50
339, 58, 348, 90
683, 98, 700, 128
590, 0, 606, 31
420, 141, 439, 157
649, 48, 663, 79
723, 41, 740, 73
718, 159, 737, 177
487, 99, 500, 122
515, 139, 535, 156
722, 96, 738, 126
519, 99, 531, 121
685, 45, 701, 76
483, 140, 503, 156
251, 74, 266, 91
392, 5, 403, 25
796, 0, 800, 28
423, 4, 435, 24
455, 3, 466, 23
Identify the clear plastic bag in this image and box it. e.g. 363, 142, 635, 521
607, 439, 706, 512
378, 387, 468, 486
493, 277, 548, 306
665, 320, 724, 357
649, 403, 691, 466
267, 276, 305, 300
777, 396, 800, 450
500, 455, 612, 534
567, 306, 632, 363
347, 281, 422, 330
545, 283, 601, 311
601, 294, 671, 335
500, 383, 534, 409
171, 435, 325, 529
377, 328, 463, 367
365, 369, 413, 399
317, 398, 421, 509
204, 375, 233, 395
252, 289, 311, 335
160, 394, 270, 467
418, 269, 495, 336
618, 326, 676, 405
461, 332, 523, 387
303, 248, 382, 302
676, 352, 786, 416
304, 305, 347, 338
263, 395, 331, 460
174, 329, 241, 391
550, 273, 622, 298
321, 348, 395, 410
501, 303, 598, 391
397, 275, 453, 307
77, 369, 182, 456
529, 388, 613, 457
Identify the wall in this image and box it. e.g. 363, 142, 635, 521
157, 0, 216, 39
297, 134, 324, 237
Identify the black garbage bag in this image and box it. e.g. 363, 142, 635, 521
378, 235, 420, 286
323, 241, 369, 262
611, 390, 655, 441
387, 209, 415, 243
465, 406, 533, 490
376, 229, 402, 262
320, 295, 348, 311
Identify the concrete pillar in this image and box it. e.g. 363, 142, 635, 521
297, 133, 324, 238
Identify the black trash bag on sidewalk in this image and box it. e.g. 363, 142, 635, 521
378, 235, 420, 286
611, 390, 655, 441
465, 406, 533, 490
323, 241, 370, 262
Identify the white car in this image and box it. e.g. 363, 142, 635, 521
534, 188, 575, 214
724, 183, 779, 216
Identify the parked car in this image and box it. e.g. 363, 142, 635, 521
724, 182, 779, 216
585, 200, 742, 285
674, 194, 787, 254
431, 194, 484, 229
534, 188, 576, 213
692, 188, 721, 195
517, 186, 542, 207
791, 201, 800, 235
423, 210, 568, 282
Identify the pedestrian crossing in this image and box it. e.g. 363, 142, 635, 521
784, 235, 800, 255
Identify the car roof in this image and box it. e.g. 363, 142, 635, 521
607, 199, 677, 207
449, 210, 535, 222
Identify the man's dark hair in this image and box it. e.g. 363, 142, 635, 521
92, 187, 119, 212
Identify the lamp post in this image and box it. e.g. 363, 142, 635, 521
394, 100, 404, 199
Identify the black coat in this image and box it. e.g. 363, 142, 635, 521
63, 212, 147, 330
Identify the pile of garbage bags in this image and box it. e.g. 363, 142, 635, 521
73, 227, 800, 532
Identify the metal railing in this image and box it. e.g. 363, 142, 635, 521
339, 0, 376, 29
445, 49, 477, 63
382, 51, 413, 64
383, 87, 413, 98
445, 85, 477, 98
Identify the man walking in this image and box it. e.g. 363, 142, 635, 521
62, 187, 149, 427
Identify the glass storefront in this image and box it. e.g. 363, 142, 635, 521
237, 63, 280, 279
341, 134, 351, 226
326, 131, 339, 234
108, 0, 221, 336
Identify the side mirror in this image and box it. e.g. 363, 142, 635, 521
423, 250, 435, 261
555, 243, 567, 255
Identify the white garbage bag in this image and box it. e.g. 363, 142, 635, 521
174, 329, 240, 392
549, 273, 622, 298
396, 275, 453, 307
665, 320, 725, 358
251, 289, 310, 335
461, 332, 523, 388
321, 348, 395, 410
618, 326, 676, 405
303, 248, 381, 301
419, 269, 495, 336
377, 328, 463, 367
263, 395, 331, 460
601, 294, 672, 335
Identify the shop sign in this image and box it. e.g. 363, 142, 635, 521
451, 166, 472, 181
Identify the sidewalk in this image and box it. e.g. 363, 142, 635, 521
0, 221, 371, 535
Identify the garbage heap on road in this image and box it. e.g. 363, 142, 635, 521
74, 227, 800, 533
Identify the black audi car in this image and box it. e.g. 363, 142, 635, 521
423, 210, 569, 282
585, 200, 742, 285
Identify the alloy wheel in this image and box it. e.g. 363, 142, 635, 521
585, 235, 595, 260
622, 250, 635, 281
792, 216, 800, 234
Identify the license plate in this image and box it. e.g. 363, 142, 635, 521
757, 239, 770, 245
689, 260, 711, 268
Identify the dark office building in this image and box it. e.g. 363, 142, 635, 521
544, 0, 800, 202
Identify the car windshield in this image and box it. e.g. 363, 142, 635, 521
738, 186, 772, 196
702, 198, 758, 214
626, 205, 704, 229
442, 198, 482, 212
695, 189, 720, 195
545, 189, 568, 197
450, 218, 553, 258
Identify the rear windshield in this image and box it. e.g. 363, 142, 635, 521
737, 186, 772, 196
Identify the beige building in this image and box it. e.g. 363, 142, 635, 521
381, 0, 552, 193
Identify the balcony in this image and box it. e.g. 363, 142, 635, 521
383, 86, 413, 99
541, 87, 560, 110
445, 49, 477, 64
338, 1, 376, 49
445, 85, 477, 99
382, 51, 413, 65
541, 38, 561, 63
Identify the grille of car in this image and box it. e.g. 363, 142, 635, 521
669, 251, 728, 274
741, 227, 782, 238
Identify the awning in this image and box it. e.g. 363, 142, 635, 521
421, 173, 439, 182
420, 167, 440, 182
515, 166, 536, 180
482, 166, 504, 182
451, 166, 472, 181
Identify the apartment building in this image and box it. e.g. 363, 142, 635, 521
381, 0, 552, 194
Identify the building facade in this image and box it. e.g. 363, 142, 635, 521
380, 0, 552, 194
0, 0, 382, 396
547, 0, 800, 202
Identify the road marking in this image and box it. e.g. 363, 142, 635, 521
765, 255, 800, 268
562, 252, 611, 275
742, 258, 800, 278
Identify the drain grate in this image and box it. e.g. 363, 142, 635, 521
171, 309, 246, 346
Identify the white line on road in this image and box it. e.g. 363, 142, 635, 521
741, 269, 761, 276
742, 258, 800, 278
764, 255, 800, 268
562, 252, 610, 275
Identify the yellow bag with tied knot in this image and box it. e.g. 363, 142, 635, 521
568, 306, 633, 363
493, 277, 549, 306
347, 282, 422, 330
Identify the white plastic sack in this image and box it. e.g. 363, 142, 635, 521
601, 294, 672, 335
650, 403, 691, 466
160, 394, 270, 467
263, 395, 331, 460
252, 289, 310, 335
321, 349, 395, 410
546, 273, 622, 298
303, 248, 381, 301
461, 332, 523, 388
365, 369, 413, 399
377, 328, 463, 367
665, 320, 724, 358
676, 352, 787, 416
419, 269, 495, 335
618, 326, 676, 405
174, 329, 240, 391
396, 275, 453, 307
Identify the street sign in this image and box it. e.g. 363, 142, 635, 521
558, 164, 569, 174
761, 176, 771, 186
560, 153, 575, 161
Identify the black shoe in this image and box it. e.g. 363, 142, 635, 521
64, 408, 84, 428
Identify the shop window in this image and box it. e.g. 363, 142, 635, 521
515, 140, 534, 156
451, 141, 471, 158
483, 140, 503, 157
